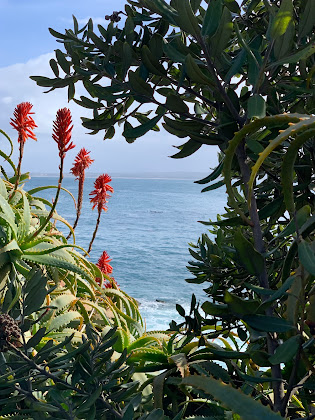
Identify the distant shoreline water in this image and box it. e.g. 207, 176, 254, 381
26, 172, 211, 181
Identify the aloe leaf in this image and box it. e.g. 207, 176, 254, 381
79, 299, 112, 325
23, 243, 86, 256
127, 347, 169, 364
27, 185, 76, 207
182, 376, 283, 419
0, 129, 14, 157
22, 253, 94, 282
47, 328, 83, 344
50, 293, 77, 312
0, 178, 8, 199
0, 150, 16, 174
47, 310, 82, 331
0, 195, 18, 238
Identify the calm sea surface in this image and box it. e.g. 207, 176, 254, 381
26, 176, 227, 331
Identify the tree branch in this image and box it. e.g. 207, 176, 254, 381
198, 37, 244, 125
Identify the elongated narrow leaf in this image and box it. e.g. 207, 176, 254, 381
269, 335, 301, 364
298, 240, 315, 275
195, 161, 224, 184
182, 376, 283, 419
243, 315, 295, 332
247, 94, 266, 119
141, 45, 166, 77
234, 230, 264, 276
201, 0, 223, 38
270, 0, 293, 40
170, 139, 201, 159
123, 114, 164, 139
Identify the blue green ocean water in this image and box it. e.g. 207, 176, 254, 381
26, 176, 227, 331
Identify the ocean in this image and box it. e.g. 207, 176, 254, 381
26, 176, 227, 331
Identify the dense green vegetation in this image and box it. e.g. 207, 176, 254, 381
0, 0, 314, 418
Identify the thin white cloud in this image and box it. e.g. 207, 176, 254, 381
60, 16, 107, 26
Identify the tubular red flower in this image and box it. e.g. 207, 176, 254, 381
52, 108, 75, 158
96, 251, 113, 275
89, 174, 114, 212
10, 102, 37, 143
71, 148, 94, 179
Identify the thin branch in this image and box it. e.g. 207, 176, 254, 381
198, 37, 244, 125
165, 75, 218, 109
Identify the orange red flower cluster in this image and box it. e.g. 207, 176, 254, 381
89, 174, 114, 212
96, 251, 119, 289
10, 102, 37, 143
71, 148, 94, 178
52, 108, 75, 159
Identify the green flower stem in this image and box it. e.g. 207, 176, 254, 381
67, 174, 84, 240
11, 139, 24, 197
87, 208, 102, 254
29, 157, 64, 241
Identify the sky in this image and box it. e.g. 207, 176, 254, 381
0, 0, 219, 176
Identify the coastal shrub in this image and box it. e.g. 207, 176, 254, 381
33, 0, 315, 417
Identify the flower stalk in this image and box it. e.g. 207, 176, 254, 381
29, 108, 74, 241
10, 102, 37, 196
87, 174, 113, 254
67, 148, 94, 239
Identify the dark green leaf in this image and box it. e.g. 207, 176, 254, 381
270, 0, 293, 40
55, 49, 71, 74
129, 70, 154, 97
195, 161, 224, 184
243, 315, 295, 332
49, 59, 59, 77
298, 0, 315, 39
247, 94, 266, 119
182, 376, 283, 419
25, 328, 46, 350
165, 95, 189, 113
141, 45, 166, 77
201, 180, 225, 192
123, 113, 164, 139
201, 0, 223, 38
298, 240, 315, 275
224, 0, 241, 14
170, 139, 202, 159
234, 230, 265, 276
269, 335, 301, 364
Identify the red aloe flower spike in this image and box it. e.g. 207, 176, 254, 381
87, 174, 113, 253
29, 109, 74, 241
52, 108, 75, 159
10, 102, 37, 196
71, 148, 94, 178
96, 251, 113, 274
67, 148, 94, 239
95, 251, 113, 288
10, 102, 37, 144
89, 174, 114, 212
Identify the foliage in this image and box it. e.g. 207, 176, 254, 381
32, 0, 315, 418
0, 113, 173, 418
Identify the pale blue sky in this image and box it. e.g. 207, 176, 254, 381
0, 0, 219, 176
